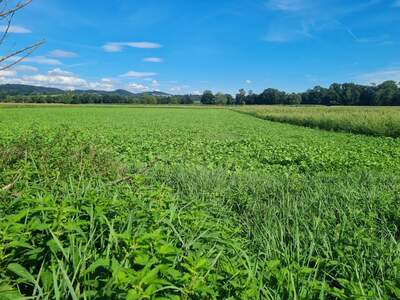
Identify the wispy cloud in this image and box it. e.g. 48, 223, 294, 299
143, 57, 163, 63
345, 28, 391, 44
394, 0, 400, 7
103, 42, 162, 52
357, 68, 400, 84
263, 1, 386, 43
25, 56, 62, 66
11, 65, 39, 73
245, 79, 252, 84
266, 0, 306, 12
0, 25, 31, 33
266, 0, 383, 15
121, 71, 158, 78
49, 50, 78, 58
264, 22, 311, 42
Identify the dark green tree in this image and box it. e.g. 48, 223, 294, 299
285, 93, 302, 105
235, 89, 246, 105
201, 90, 216, 105
215, 93, 228, 105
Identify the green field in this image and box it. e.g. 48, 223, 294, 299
1, 106, 399, 299
237, 106, 400, 138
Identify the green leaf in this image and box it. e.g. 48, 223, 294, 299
157, 244, 177, 256
141, 267, 159, 285
7, 241, 34, 250
127, 289, 140, 300
85, 258, 110, 274
7, 263, 36, 284
134, 254, 150, 266
0, 283, 25, 300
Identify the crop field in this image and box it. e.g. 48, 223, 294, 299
0, 106, 400, 299
237, 106, 400, 138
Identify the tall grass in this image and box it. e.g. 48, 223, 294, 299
154, 166, 400, 299
237, 106, 400, 138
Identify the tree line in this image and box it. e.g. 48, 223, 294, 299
1, 80, 399, 106
203, 80, 400, 106
0, 93, 199, 105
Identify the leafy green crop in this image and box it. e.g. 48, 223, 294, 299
0, 106, 399, 299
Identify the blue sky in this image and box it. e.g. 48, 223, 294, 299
1, 0, 400, 94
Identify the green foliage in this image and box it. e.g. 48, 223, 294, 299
0, 106, 399, 299
231, 81, 400, 106
201, 90, 215, 105
214, 93, 228, 105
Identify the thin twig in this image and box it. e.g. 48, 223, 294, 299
0, 0, 32, 18
1, 173, 20, 192
0, 12, 13, 45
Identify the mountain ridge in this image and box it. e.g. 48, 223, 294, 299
0, 84, 170, 97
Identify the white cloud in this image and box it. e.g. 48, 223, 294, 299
151, 80, 159, 86
127, 83, 149, 92
12, 65, 39, 73
0, 70, 17, 77
169, 86, 182, 93
245, 79, 252, 84
103, 42, 162, 52
103, 43, 123, 52
143, 57, 163, 63
25, 56, 62, 65
49, 50, 78, 58
0, 25, 31, 33
266, 0, 306, 12
357, 68, 400, 85
27, 73, 87, 88
191, 90, 202, 95
48, 68, 73, 76
0, 69, 114, 91
121, 71, 158, 78
127, 42, 162, 49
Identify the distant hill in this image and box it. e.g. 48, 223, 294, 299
0, 84, 64, 95
73, 89, 135, 97
136, 91, 171, 97
0, 84, 170, 97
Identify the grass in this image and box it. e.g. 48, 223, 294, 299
0, 106, 399, 299
236, 105, 400, 138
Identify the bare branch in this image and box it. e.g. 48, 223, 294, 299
0, 40, 44, 70
0, 0, 32, 18
0, 0, 44, 70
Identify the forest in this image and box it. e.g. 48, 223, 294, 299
202, 80, 400, 106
